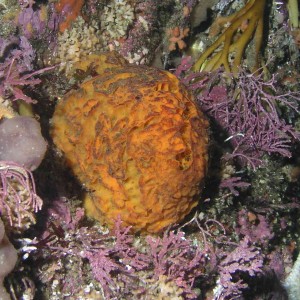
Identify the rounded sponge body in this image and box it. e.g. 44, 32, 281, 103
0, 116, 47, 171
51, 53, 209, 233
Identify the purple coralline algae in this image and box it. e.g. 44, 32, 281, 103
34, 199, 210, 299
0, 161, 43, 230
178, 63, 300, 169
215, 237, 264, 299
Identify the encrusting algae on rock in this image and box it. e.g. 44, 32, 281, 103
51, 52, 209, 233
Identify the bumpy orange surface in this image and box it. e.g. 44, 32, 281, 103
51, 52, 209, 233
55, 0, 84, 32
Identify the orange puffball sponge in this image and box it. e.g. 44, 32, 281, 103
51, 53, 209, 233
